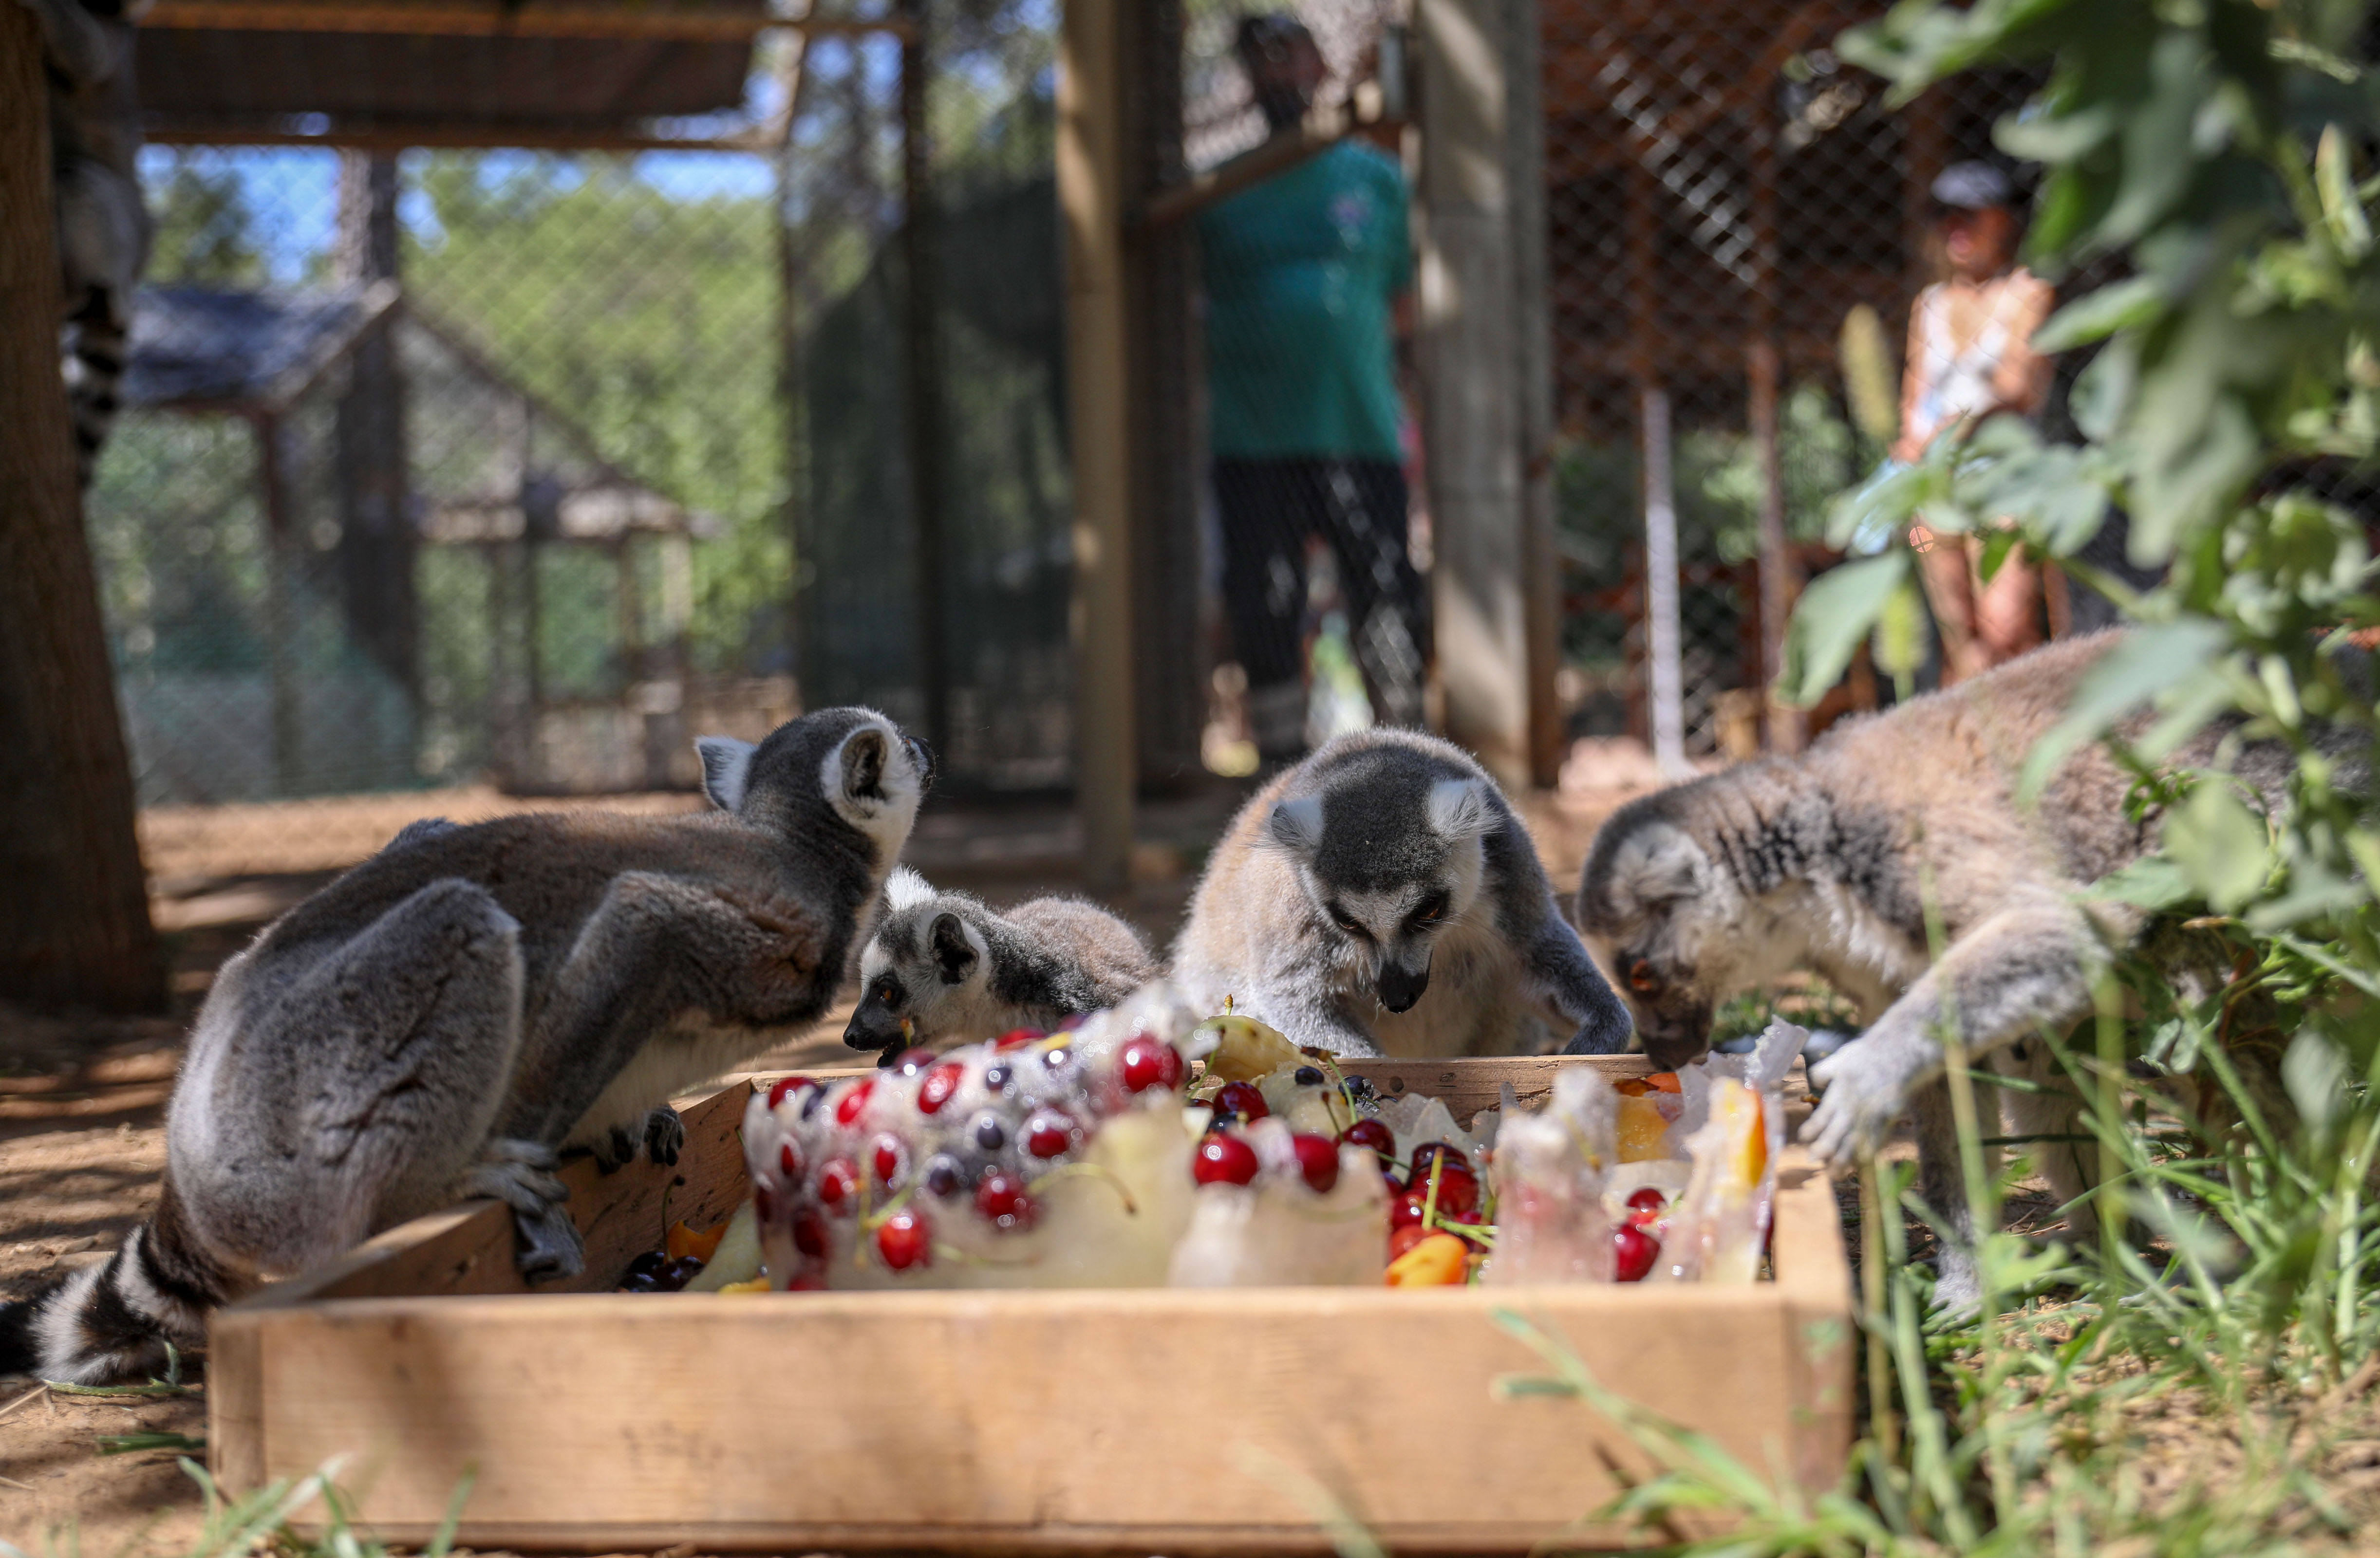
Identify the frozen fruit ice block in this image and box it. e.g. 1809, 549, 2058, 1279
745, 983, 1201, 1290
1484, 1067, 1619, 1284
1650, 1076, 1773, 1284
1168, 1117, 1388, 1286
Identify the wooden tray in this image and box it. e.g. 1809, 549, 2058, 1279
209, 1057, 1853, 1554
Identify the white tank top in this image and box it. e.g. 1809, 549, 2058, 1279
1910, 273, 2036, 445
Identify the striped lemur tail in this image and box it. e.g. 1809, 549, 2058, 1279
63, 290, 129, 490
0, 1176, 233, 1385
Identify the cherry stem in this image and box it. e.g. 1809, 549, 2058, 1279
1027, 1161, 1140, 1217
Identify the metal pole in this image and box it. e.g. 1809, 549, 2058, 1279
1640, 384, 1687, 778
900, 0, 951, 766
255, 412, 302, 796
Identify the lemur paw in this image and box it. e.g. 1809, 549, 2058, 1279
1801, 1036, 1926, 1173
643, 1105, 685, 1168
594, 1123, 639, 1175
462, 1140, 581, 1282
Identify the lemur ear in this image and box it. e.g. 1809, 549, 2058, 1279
929, 912, 978, 983
695, 737, 757, 813
884, 866, 936, 913
1619, 822, 1709, 906
838, 726, 889, 804
1264, 796, 1325, 857
1426, 778, 1495, 841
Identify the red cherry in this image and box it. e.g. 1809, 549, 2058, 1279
1290, 1133, 1341, 1194
1214, 1081, 1269, 1121
1419, 1162, 1481, 1217
891, 1047, 937, 1076
876, 1209, 932, 1271
1024, 1110, 1077, 1159
778, 1141, 803, 1181
1193, 1133, 1260, 1186
792, 1207, 829, 1258
1410, 1142, 1471, 1180
1388, 1189, 1430, 1230
1614, 1223, 1659, 1282
1118, 1034, 1185, 1094
1626, 1187, 1668, 1227
1388, 1223, 1432, 1260
994, 1027, 1046, 1051
974, 1170, 1040, 1231
766, 1075, 814, 1110
754, 1184, 777, 1223
817, 1157, 858, 1211
871, 1134, 903, 1186
787, 1269, 830, 1292
1339, 1119, 1396, 1158
918, 1061, 965, 1115
834, 1080, 875, 1127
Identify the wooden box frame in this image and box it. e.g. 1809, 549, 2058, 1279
210, 1057, 1853, 1553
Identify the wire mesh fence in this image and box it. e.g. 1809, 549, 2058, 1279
65, 0, 2126, 891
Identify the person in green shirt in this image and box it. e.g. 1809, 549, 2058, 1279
1200, 15, 1426, 762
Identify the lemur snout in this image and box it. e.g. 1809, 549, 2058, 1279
1376, 960, 1430, 1013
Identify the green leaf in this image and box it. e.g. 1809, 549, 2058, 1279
2084, 853, 2196, 910
2282, 1028, 2348, 1134
2164, 780, 2269, 913
2020, 619, 2230, 798
2316, 125, 2373, 258
2032, 276, 2167, 352
1778, 552, 1910, 707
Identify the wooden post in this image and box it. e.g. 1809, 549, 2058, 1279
332, 152, 417, 706
1059, 0, 1136, 889
1507, 0, 1563, 789
900, 0, 951, 766
1416, 0, 1530, 788
0, 5, 164, 1011
255, 412, 303, 796
776, 135, 816, 711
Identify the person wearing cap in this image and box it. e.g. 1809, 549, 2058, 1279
1199, 14, 1425, 763
1892, 160, 2056, 684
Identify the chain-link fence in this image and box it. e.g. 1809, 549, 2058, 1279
72, 0, 2114, 891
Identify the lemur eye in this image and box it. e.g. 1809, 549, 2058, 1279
1410, 892, 1450, 927
875, 978, 903, 1007
1628, 958, 1660, 994
1326, 905, 1368, 939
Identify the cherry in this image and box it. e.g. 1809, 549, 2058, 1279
1439, 1206, 1489, 1247
786, 1269, 829, 1292
1409, 1142, 1471, 1181
974, 1170, 1039, 1231
1339, 1119, 1396, 1158
766, 1075, 815, 1111
792, 1207, 829, 1258
834, 1079, 875, 1127
1340, 1075, 1377, 1104
1193, 1133, 1261, 1186
754, 1184, 777, 1223
891, 1047, 938, 1076
778, 1141, 803, 1181
1214, 1081, 1269, 1121
1420, 1162, 1480, 1217
1118, 1034, 1186, 1094
994, 1027, 1046, 1051
1290, 1133, 1341, 1194
1614, 1223, 1659, 1282
1206, 1106, 1242, 1131
875, 1208, 932, 1271
1293, 1065, 1325, 1086
918, 1061, 965, 1115
817, 1157, 859, 1212
871, 1134, 903, 1186
1024, 1110, 1076, 1159
1042, 1045, 1074, 1072
1388, 1224, 1433, 1261
623, 1250, 669, 1283
1388, 1189, 1430, 1231
983, 1062, 1012, 1093
1626, 1187, 1668, 1227
659, 1255, 704, 1289
974, 1113, 1009, 1152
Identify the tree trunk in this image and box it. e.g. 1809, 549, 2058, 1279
0, 6, 166, 1013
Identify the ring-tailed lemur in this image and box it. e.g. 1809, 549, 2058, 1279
20, 0, 153, 487
843, 869, 1157, 1055
1577, 631, 2370, 1310
1172, 727, 1634, 1058
0, 708, 931, 1385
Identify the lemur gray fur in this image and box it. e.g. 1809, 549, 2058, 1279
1172, 727, 1634, 1058
0, 708, 930, 1385
842, 869, 1157, 1055
1577, 631, 2369, 1310
20, 0, 153, 487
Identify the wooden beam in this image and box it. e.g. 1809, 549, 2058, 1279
142, 0, 910, 43
1058, 0, 1135, 890
146, 117, 782, 154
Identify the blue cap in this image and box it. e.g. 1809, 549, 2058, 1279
1930, 161, 2015, 210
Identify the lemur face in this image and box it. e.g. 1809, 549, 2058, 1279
1265, 774, 1497, 1016
844, 908, 986, 1055
1576, 816, 1744, 1069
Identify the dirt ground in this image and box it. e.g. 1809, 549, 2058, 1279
0, 749, 1664, 1552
